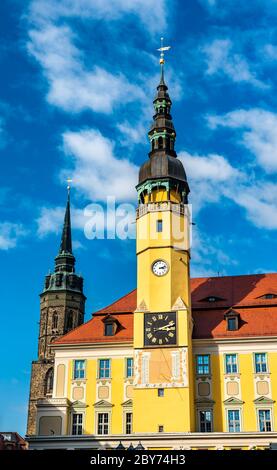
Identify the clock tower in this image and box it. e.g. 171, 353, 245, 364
133, 57, 195, 433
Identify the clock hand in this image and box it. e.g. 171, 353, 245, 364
154, 323, 175, 332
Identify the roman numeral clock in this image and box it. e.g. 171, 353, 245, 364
144, 312, 177, 346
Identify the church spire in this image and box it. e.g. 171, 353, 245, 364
59, 191, 72, 255
54, 186, 75, 274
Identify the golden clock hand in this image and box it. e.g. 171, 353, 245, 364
154, 323, 175, 332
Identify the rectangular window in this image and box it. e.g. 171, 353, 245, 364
158, 425, 164, 433
73, 360, 85, 379
225, 354, 238, 374
126, 358, 134, 378
199, 410, 212, 432
158, 388, 164, 397
258, 409, 272, 432
227, 409, 241, 432
105, 323, 114, 336
125, 412, 132, 434
99, 359, 111, 379
97, 413, 109, 435
156, 220, 163, 232
255, 353, 268, 373
196, 355, 210, 375
72, 413, 83, 435
227, 317, 237, 331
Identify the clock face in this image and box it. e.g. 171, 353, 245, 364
152, 259, 169, 276
144, 312, 177, 346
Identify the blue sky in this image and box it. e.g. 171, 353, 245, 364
1, 0, 277, 435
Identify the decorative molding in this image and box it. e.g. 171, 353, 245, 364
223, 397, 244, 405
121, 399, 133, 408
172, 297, 188, 311
135, 300, 149, 313
93, 400, 113, 408
253, 396, 275, 405
70, 400, 88, 409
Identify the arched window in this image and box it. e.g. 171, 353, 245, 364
151, 139, 155, 151
66, 310, 74, 332
45, 368, 54, 395
158, 136, 163, 149
52, 312, 58, 329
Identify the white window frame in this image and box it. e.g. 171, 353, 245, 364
126, 357, 134, 378
73, 359, 86, 380
96, 411, 111, 435
257, 408, 273, 432
71, 412, 84, 435
226, 408, 242, 433
225, 354, 239, 374
98, 358, 111, 379
254, 353, 268, 374
124, 411, 133, 434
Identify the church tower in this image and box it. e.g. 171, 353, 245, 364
133, 51, 195, 433
27, 191, 86, 435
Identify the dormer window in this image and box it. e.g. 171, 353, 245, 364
102, 315, 121, 337
261, 293, 277, 299
105, 322, 115, 336
227, 317, 237, 331
224, 310, 240, 331
200, 296, 225, 303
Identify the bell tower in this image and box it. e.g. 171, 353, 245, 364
27, 190, 86, 435
133, 46, 195, 433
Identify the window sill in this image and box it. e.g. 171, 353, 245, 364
71, 378, 87, 384
224, 373, 240, 378
254, 372, 270, 377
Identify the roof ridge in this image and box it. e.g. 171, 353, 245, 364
94, 288, 137, 314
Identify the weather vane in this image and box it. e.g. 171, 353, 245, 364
66, 178, 73, 193
157, 37, 171, 65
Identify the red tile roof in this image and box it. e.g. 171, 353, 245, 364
54, 273, 277, 345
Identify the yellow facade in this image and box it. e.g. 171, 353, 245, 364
40, 343, 277, 444
29, 67, 277, 451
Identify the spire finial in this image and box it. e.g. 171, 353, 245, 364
157, 37, 171, 85
157, 37, 171, 67
67, 177, 72, 194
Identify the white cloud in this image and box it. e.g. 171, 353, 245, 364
180, 147, 277, 231
26, 0, 168, 114
229, 182, 277, 230
61, 128, 138, 201
182, 151, 239, 181
36, 205, 86, 237
0, 222, 27, 250
117, 121, 147, 146
29, 0, 167, 34
208, 108, 277, 172
203, 39, 267, 89
27, 24, 142, 114
179, 150, 241, 213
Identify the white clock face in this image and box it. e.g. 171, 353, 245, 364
152, 260, 169, 276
